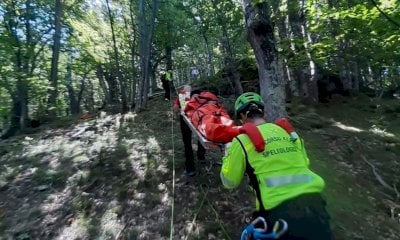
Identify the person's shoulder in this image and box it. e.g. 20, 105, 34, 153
259, 122, 282, 130
234, 132, 252, 143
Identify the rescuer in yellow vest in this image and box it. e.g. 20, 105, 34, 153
220, 92, 332, 240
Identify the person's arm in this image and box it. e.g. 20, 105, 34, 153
275, 118, 298, 141
298, 137, 310, 165
220, 138, 246, 189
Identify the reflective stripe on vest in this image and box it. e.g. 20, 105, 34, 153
220, 172, 237, 189
265, 174, 313, 187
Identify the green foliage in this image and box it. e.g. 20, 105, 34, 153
32, 169, 69, 188
191, 56, 259, 94
251, 0, 266, 5
170, 0, 248, 84
307, 0, 400, 82
1, 0, 399, 134
0, 88, 11, 127
113, 142, 129, 160
73, 194, 92, 213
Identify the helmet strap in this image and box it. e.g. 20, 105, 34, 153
239, 112, 248, 124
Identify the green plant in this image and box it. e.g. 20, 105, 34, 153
73, 194, 92, 214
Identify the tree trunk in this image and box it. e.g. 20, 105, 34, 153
2, 99, 22, 139
137, 0, 147, 110
48, 0, 63, 114
221, 33, 243, 95
288, 0, 307, 99
202, 33, 214, 76
88, 80, 95, 112
327, 0, 352, 95
367, 63, 375, 89
166, 46, 173, 72
24, 0, 35, 77
352, 61, 360, 94
2, 0, 30, 136
271, 0, 294, 100
337, 40, 352, 91
129, 0, 137, 110
306, 57, 319, 103
150, 62, 158, 94
143, 0, 157, 106
2, 78, 29, 138
106, 0, 128, 112
14, 33, 29, 130
305, 25, 320, 103
136, 0, 158, 110
242, 0, 287, 122
287, 0, 318, 104
16, 80, 29, 130
65, 60, 79, 115
1, 0, 48, 137
211, 0, 243, 95
105, 68, 120, 104
77, 77, 86, 113
96, 65, 112, 104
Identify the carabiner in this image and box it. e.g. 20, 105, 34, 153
241, 217, 288, 240
272, 219, 288, 238
251, 216, 268, 233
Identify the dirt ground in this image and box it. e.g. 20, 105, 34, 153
0, 95, 399, 240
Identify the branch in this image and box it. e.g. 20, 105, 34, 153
394, 183, 399, 198
115, 216, 131, 240
383, 199, 400, 219
32, 36, 53, 62
361, 155, 397, 195
370, 0, 400, 29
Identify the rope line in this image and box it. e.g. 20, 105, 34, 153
200, 184, 232, 240
169, 101, 176, 240
184, 184, 210, 240
169, 84, 179, 240
167, 86, 230, 239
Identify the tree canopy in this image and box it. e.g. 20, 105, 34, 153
0, 0, 399, 134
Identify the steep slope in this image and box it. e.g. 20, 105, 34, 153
0, 95, 399, 239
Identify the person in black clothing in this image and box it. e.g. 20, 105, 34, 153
173, 86, 206, 176
161, 71, 171, 101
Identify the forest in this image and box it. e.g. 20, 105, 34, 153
0, 0, 399, 239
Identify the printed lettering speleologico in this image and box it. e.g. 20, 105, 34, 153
262, 137, 298, 157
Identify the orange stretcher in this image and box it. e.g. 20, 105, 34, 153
180, 111, 226, 150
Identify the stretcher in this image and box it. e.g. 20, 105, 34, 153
180, 111, 226, 151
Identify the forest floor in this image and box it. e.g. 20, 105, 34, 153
0, 94, 400, 240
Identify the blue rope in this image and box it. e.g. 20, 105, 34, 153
240, 217, 288, 240
240, 225, 277, 240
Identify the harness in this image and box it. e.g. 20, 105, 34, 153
236, 136, 266, 211
235, 135, 289, 239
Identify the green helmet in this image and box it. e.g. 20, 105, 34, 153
234, 92, 265, 117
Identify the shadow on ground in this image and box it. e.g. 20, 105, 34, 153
0, 95, 399, 240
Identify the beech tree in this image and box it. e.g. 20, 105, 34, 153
242, 0, 287, 121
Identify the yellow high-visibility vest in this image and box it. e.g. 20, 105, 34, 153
221, 123, 325, 210
165, 71, 172, 81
